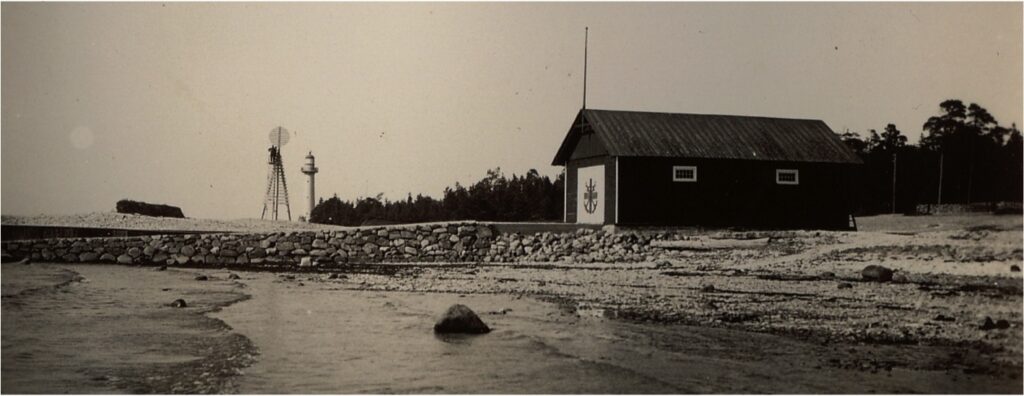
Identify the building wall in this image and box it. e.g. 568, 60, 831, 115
565, 156, 617, 224
576, 164, 606, 224
616, 157, 856, 229
569, 131, 607, 160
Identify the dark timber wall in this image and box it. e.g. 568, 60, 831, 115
616, 157, 856, 229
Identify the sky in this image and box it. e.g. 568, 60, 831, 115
2, 2, 1021, 220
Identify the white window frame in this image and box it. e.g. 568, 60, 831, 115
776, 169, 799, 185
672, 166, 698, 182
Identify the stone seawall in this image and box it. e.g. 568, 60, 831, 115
1, 222, 712, 267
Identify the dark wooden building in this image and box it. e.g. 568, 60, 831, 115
552, 109, 862, 229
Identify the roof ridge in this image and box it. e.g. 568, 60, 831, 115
583, 108, 825, 123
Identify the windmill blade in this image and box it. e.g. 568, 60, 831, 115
268, 126, 291, 147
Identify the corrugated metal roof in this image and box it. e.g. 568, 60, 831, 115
552, 109, 862, 165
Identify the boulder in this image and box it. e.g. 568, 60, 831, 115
981, 317, 1011, 330
195, 275, 208, 281
1011, 265, 1021, 273
861, 265, 894, 282
170, 299, 187, 308
434, 304, 491, 334
299, 257, 313, 267
227, 273, 241, 280
116, 254, 133, 264
277, 242, 294, 252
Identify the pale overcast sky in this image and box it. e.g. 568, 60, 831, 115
2, 2, 1021, 219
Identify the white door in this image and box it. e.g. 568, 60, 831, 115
576, 165, 605, 224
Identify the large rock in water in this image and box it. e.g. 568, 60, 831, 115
434, 304, 491, 334
861, 265, 894, 282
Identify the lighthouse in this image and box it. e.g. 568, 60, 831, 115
300, 151, 319, 222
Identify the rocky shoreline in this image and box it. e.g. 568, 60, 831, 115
2, 214, 1022, 387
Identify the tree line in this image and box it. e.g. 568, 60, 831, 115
838, 99, 1022, 214
309, 168, 565, 226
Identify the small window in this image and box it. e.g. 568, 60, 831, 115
776, 169, 799, 185
673, 166, 697, 182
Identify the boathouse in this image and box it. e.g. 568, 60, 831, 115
551, 109, 863, 229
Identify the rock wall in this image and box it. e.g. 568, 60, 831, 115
0, 222, 746, 267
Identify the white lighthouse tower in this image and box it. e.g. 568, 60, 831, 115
300, 151, 319, 222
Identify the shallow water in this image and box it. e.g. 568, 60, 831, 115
3, 263, 1019, 393
215, 275, 683, 393
1, 264, 255, 393
214, 272, 1020, 394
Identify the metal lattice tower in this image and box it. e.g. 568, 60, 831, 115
261, 127, 292, 221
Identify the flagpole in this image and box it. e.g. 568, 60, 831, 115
583, 27, 588, 110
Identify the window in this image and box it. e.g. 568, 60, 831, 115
776, 169, 799, 185
673, 166, 697, 182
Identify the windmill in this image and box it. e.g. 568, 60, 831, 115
261, 126, 292, 221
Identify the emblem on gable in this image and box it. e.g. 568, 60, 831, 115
583, 178, 599, 214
